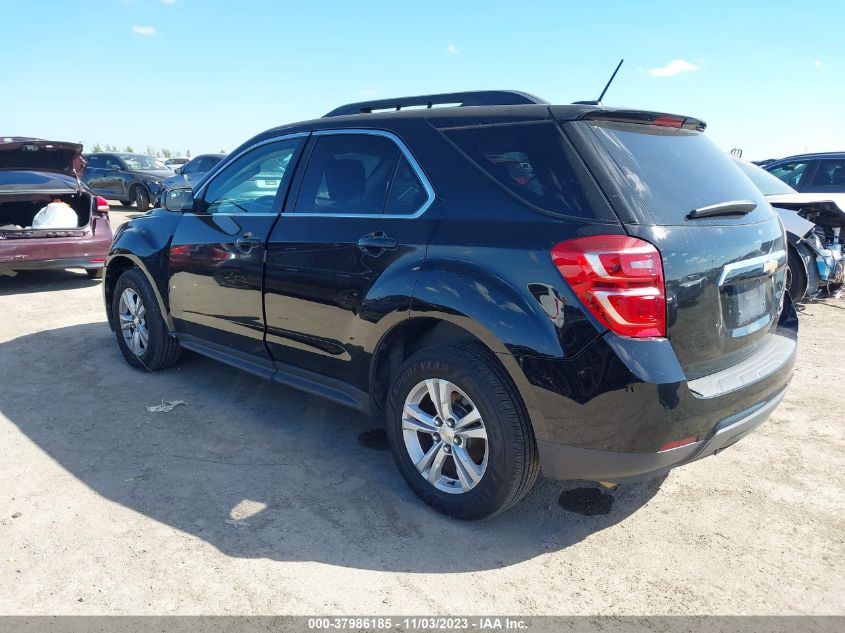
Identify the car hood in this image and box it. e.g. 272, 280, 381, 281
133, 169, 173, 179
162, 173, 190, 188
767, 192, 845, 232
0, 137, 81, 172
766, 192, 845, 211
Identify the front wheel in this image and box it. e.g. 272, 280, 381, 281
786, 248, 808, 303
385, 343, 539, 520
132, 186, 151, 213
111, 268, 180, 370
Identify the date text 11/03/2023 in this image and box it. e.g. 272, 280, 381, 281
307, 617, 529, 630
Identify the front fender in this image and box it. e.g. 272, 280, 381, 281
104, 211, 182, 331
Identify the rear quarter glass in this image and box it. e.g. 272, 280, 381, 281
581, 121, 774, 226
440, 122, 617, 222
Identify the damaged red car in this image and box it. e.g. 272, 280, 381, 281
0, 137, 113, 278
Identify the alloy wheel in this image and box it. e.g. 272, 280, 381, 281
118, 287, 149, 357
402, 379, 488, 494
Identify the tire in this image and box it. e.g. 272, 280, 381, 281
132, 186, 150, 213
111, 267, 180, 370
786, 248, 808, 303
119, 200, 133, 207
85, 268, 104, 279
385, 342, 539, 520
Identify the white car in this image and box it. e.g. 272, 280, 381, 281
734, 158, 845, 301
164, 157, 189, 171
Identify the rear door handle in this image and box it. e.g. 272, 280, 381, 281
357, 232, 398, 253
234, 233, 262, 250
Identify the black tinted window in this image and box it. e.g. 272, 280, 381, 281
294, 134, 400, 215
588, 121, 769, 225
199, 156, 222, 172
444, 122, 597, 218
86, 155, 104, 168
809, 159, 845, 189
386, 155, 428, 214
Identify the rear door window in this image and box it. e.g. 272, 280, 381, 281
443, 122, 607, 219
584, 121, 770, 225
806, 159, 845, 191
293, 134, 401, 215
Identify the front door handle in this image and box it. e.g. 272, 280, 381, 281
234, 232, 262, 250
357, 232, 398, 253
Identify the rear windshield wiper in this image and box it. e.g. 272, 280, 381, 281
687, 200, 757, 220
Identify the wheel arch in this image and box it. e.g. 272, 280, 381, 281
368, 317, 546, 436
104, 254, 174, 332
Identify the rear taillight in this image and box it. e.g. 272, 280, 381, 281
96, 196, 110, 213
551, 235, 666, 338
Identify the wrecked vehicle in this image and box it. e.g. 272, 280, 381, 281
1, 138, 113, 278
734, 157, 845, 301
104, 92, 797, 519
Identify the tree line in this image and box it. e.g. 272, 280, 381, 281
90, 144, 194, 159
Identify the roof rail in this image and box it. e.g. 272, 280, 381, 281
323, 90, 548, 117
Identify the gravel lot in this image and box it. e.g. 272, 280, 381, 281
1, 205, 843, 615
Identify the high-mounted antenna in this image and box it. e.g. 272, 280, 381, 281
596, 58, 624, 104
572, 59, 624, 106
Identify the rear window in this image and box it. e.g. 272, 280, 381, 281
443, 122, 610, 220
586, 121, 770, 224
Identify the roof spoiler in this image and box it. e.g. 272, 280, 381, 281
323, 90, 548, 117
575, 109, 706, 131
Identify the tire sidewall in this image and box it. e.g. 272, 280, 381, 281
385, 350, 520, 519
133, 186, 150, 212
112, 269, 163, 369
787, 248, 808, 303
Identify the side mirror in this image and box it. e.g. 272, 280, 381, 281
174, 166, 184, 175
163, 188, 194, 212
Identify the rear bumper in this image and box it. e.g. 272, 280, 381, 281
537, 386, 786, 482
512, 293, 797, 482
0, 221, 112, 272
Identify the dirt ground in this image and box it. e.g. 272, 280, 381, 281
0, 206, 843, 615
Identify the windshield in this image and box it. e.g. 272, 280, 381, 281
731, 157, 796, 196
120, 154, 168, 171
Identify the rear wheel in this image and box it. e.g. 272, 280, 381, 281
786, 248, 808, 303
132, 186, 150, 213
112, 268, 180, 370
385, 343, 539, 520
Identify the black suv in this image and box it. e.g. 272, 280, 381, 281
83, 152, 172, 211
103, 91, 797, 519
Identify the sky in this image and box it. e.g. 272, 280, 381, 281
0, 0, 843, 161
